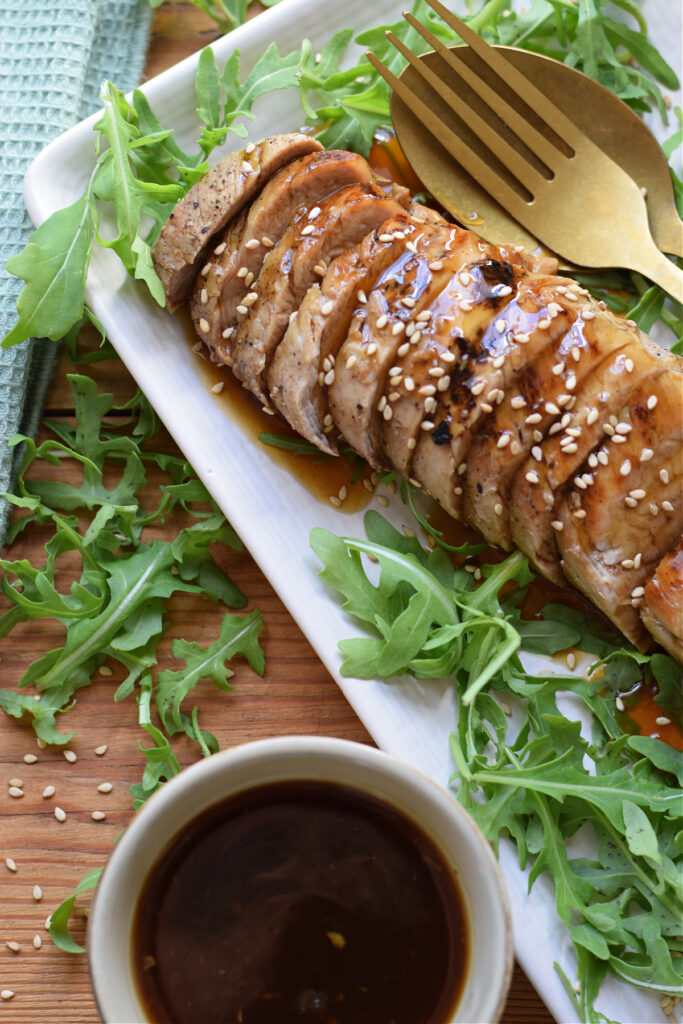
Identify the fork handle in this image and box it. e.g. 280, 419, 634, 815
633, 242, 683, 304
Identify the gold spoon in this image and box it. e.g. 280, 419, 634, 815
392, 45, 683, 263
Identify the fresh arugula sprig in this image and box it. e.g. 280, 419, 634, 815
313, 513, 683, 1021
148, 0, 286, 34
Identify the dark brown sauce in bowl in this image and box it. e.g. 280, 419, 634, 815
132, 780, 468, 1024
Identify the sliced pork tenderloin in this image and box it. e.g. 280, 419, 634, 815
641, 538, 683, 663
555, 369, 683, 649
152, 133, 322, 310
267, 215, 417, 453
190, 149, 379, 354
509, 327, 677, 582
228, 183, 408, 403
328, 222, 471, 467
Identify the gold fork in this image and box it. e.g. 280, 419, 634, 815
366, 0, 683, 303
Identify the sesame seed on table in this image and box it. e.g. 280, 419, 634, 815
0, 4, 553, 1022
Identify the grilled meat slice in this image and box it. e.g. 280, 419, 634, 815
267, 215, 417, 454
556, 369, 683, 648
379, 242, 529, 486
228, 183, 408, 403
190, 150, 378, 353
410, 273, 570, 520
510, 328, 677, 582
328, 222, 468, 467
641, 539, 683, 663
153, 134, 322, 310
463, 287, 626, 550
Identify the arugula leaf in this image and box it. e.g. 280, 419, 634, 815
48, 867, 104, 955
156, 608, 264, 735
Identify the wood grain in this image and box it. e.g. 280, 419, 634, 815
0, 4, 554, 1021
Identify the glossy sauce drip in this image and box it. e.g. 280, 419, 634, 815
181, 310, 371, 512
133, 781, 468, 1024
618, 681, 683, 751
369, 128, 425, 193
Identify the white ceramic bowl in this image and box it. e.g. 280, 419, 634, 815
88, 736, 513, 1023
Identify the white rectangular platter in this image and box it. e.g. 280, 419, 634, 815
24, 1, 681, 1021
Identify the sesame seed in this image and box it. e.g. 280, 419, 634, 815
221, 327, 234, 340
1, 990, 15, 1001
5, 858, 17, 873
321, 301, 334, 316
629, 488, 646, 500
397, 343, 410, 358
416, 311, 432, 322
625, 358, 634, 373
378, 233, 393, 242
241, 160, 253, 174
630, 586, 645, 598
244, 142, 255, 154
199, 318, 210, 334
458, 299, 473, 312
91, 811, 107, 822
33, 884, 42, 901
376, 314, 388, 329
615, 696, 625, 712
261, 235, 274, 248
300, 224, 316, 237
367, 343, 377, 356
615, 422, 632, 435
662, 500, 674, 512
498, 285, 513, 297
525, 413, 542, 425
621, 558, 635, 569
329, 495, 342, 508
624, 496, 638, 507
655, 716, 671, 726
566, 374, 577, 391
647, 395, 658, 409
244, 238, 260, 250
307, 206, 321, 221
619, 460, 631, 476
421, 420, 435, 431
440, 350, 456, 363
54, 807, 66, 822
531, 446, 542, 461
404, 377, 415, 392
6, 941, 20, 953
510, 396, 526, 409
8, 787, 23, 799
551, 520, 564, 531
563, 443, 578, 454
428, 366, 445, 378
345, 355, 357, 370
495, 319, 507, 334
649, 502, 659, 516
405, 240, 417, 253
514, 331, 530, 344
570, 346, 581, 362
424, 397, 437, 414
586, 408, 599, 425
494, 503, 503, 516
525, 470, 539, 484
323, 370, 335, 386
213, 242, 227, 255
552, 362, 565, 376
545, 402, 560, 415
8, 777, 23, 788
392, 322, 405, 336
573, 509, 587, 519
376, 495, 390, 508
211, 382, 225, 395
429, 260, 443, 271
537, 317, 551, 329
659, 468, 670, 484
532, 430, 543, 442
566, 652, 576, 670
201, 262, 212, 276
639, 448, 654, 463
42, 786, 55, 799
582, 310, 596, 320
237, 266, 248, 278
492, 355, 505, 369
407, 437, 417, 450
244, 272, 254, 286
497, 434, 511, 449
63, 750, 77, 764
470, 381, 486, 396
33, 935, 42, 950
236, 305, 248, 316
418, 384, 437, 396
437, 376, 451, 392
597, 451, 609, 465
480, 402, 494, 414
459, 271, 472, 286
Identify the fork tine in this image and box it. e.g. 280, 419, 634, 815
402, 11, 566, 171
385, 29, 546, 196
366, 51, 532, 218
424, 0, 587, 151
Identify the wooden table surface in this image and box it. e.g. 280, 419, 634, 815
0, 4, 554, 1022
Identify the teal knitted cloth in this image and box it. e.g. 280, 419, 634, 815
0, 0, 152, 544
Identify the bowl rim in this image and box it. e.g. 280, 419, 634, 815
88, 735, 513, 1023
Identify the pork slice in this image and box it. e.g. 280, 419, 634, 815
190, 213, 245, 360
328, 222, 467, 467
410, 273, 574, 519
380, 241, 526, 487
152, 133, 322, 310
190, 149, 378, 351
267, 215, 417, 454
229, 183, 408, 404
509, 326, 677, 582
463, 288, 627, 550
556, 369, 683, 649
407, 200, 448, 224
641, 538, 683, 664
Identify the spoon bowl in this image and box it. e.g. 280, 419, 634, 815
392, 45, 682, 261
